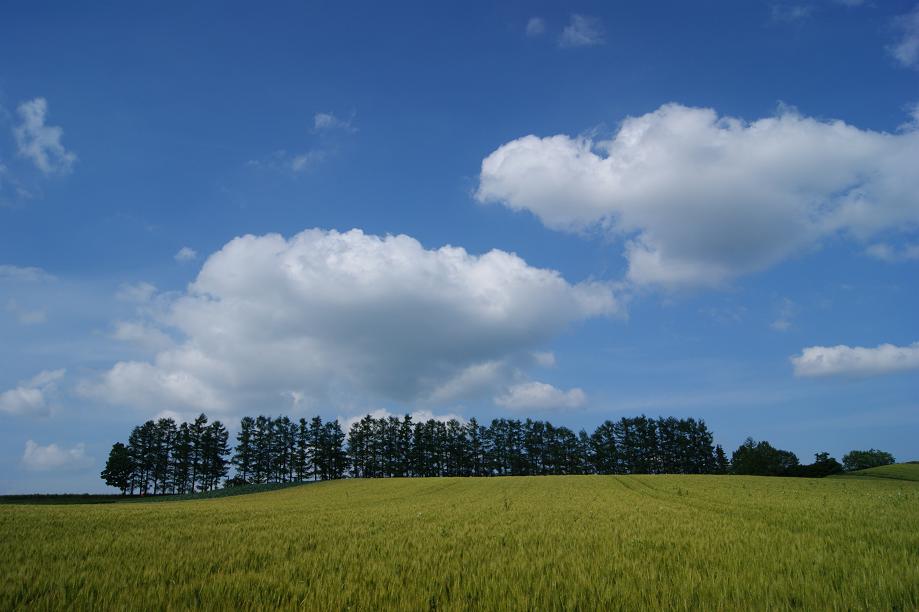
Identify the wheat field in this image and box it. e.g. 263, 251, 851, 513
2, 475, 918, 610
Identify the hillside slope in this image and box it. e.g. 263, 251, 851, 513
0, 481, 312, 505
837, 462, 919, 482
2, 475, 918, 609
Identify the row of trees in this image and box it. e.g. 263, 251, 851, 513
347, 414, 726, 477
103, 413, 728, 492
231, 415, 348, 484
100, 414, 230, 495
729, 439, 896, 477
102, 413, 897, 493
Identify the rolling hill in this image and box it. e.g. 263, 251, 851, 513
836, 462, 919, 482
2, 475, 918, 609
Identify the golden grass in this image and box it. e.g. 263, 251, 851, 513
2, 475, 918, 610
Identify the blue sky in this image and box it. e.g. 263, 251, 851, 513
1, 1, 918, 492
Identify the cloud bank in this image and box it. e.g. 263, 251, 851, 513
477, 103, 919, 288
82, 228, 617, 416
792, 342, 919, 377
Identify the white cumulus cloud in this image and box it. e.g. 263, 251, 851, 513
81, 228, 617, 415
477, 103, 919, 289
791, 342, 919, 377
22, 440, 91, 471
13, 98, 76, 175
495, 381, 586, 410
0, 369, 65, 416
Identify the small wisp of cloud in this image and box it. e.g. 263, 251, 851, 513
0, 264, 54, 283
866, 242, 919, 263
116, 281, 157, 303
526, 17, 546, 37
770, 4, 814, 24
6, 298, 46, 325
313, 112, 357, 133
559, 14, 605, 48
890, 4, 919, 69
770, 298, 797, 332
13, 98, 77, 175
174, 246, 198, 262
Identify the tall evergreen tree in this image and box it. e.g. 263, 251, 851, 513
188, 414, 208, 492
295, 418, 310, 481
173, 422, 193, 493
232, 416, 255, 484
308, 416, 324, 480
713, 444, 730, 474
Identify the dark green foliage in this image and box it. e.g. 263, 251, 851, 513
232, 416, 255, 483
295, 418, 310, 481
104, 412, 729, 491
108, 414, 231, 495
0, 494, 126, 505
115, 411, 867, 490
785, 452, 844, 478
100, 442, 133, 494
843, 449, 896, 472
713, 444, 730, 474
731, 438, 799, 476
343, 413, 718, 478
226, 415, 348, 484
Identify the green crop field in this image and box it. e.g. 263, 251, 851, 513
2, 475, 918, 610
836, 462, 919, 482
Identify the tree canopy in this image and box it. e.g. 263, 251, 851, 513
843, 449, 896, 472
102, 413, 885, 493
